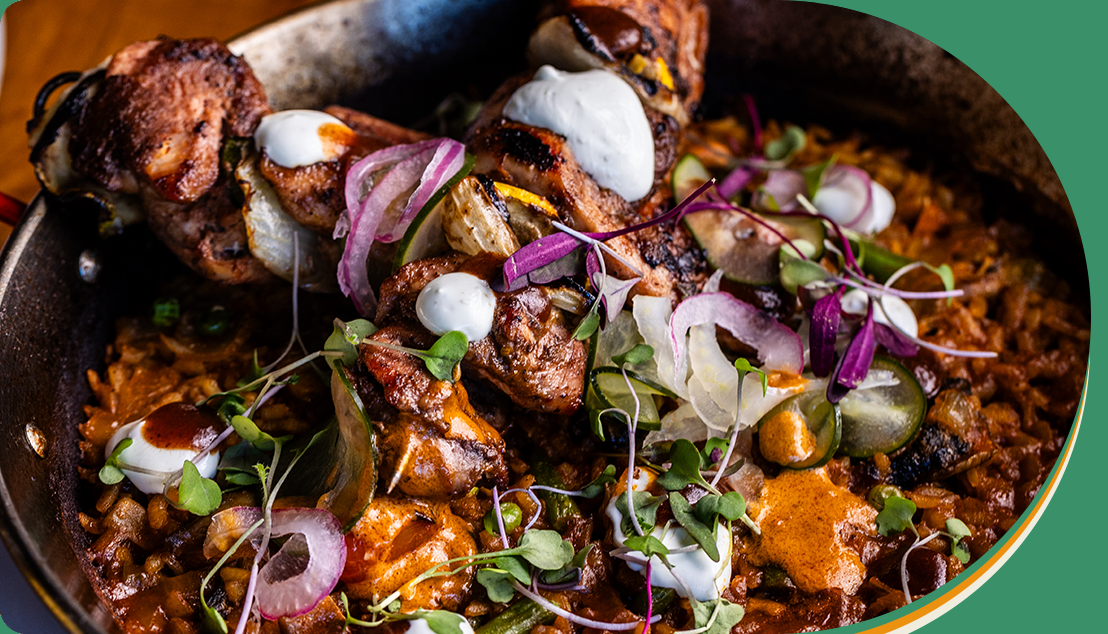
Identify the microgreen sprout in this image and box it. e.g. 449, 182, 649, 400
359, 330, 469, 382
875, 495, 974, 604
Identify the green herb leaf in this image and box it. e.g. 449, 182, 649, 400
612, 344, 654, 367
200, 599, 228, 634
325, 318, 378, 370
734, 358, 767, 397
99, 438, 133, 485
690, 598, 745, 634
178, 460, 222, 516
151, 297, 180, 328
573, 309, 601, 341
669, 492, 720, 562
802, 155, 836, 198
483, 502, 523, 536
579, 465, 618, 499
230, 414, 283, 452
588, 408, 608, 441
615, 490, 664, 536
945, 518, 972, 564
495, 555, 532, 584
623, 534, 671, 567
224, 471, 261, 487
655, 439, 714, 492
780, 258, 831, 295
515, 530, 575, 570
696, 491, 748, 524
764, 125, 807, 163
410, 611, 470, 634
702, 437, 730, 468
543, 544, 594, 584
476, 568, 518, 603
424, 331, 468, 382
876, 495, 918, 536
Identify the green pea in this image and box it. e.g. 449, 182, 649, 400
483, 502, 523, 536
867, 484, 904, 510
197, 305, 232, 337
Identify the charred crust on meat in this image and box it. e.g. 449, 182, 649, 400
497, 127, 559, 171
888, 422, 972, 490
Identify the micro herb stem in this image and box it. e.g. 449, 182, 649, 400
502, 487, 543, 531
492, 486, 511, 550
677, 598, 723, 634
621, 365, 646, 538
263, 232, 302, 374
510, 581, 656, 631
552, 221, 643, 277
198, 350, 341, 408
710, 424, 740, 489
835, 272, 963, 300
900, 531, 942, 605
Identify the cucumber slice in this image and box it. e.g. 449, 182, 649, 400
587, 367, 673, 431
672, 153, 712, 202
757, 390, 841, 470
392, 152, 475, 270
837, 356, 926, 458
280, 366, 378, 532
684, 210, 826, 286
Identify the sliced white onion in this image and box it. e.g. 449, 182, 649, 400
688, 324, 739, 430
669, 292, 805, 388
841, 289, 918, 338
632, 295, 687, 398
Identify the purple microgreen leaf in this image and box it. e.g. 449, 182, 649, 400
810, 287, 844, 378
502, 233, 584, 288
874, 323, 919, 357
827, 298, 876, 403
717, 166, 756, 199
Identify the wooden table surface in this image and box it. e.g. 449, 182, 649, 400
0, 0, 319, 245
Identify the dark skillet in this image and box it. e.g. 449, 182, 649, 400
0, 0, 1086, 632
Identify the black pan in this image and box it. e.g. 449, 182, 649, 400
0, 1, 1086, 632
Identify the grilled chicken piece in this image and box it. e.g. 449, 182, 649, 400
530, 0, 709, 123
342, 496, 476, 611
70, 38, 270, 203
140, 181, 273, 283
354, 324, 508, 498
468, 285, 587, 415
468, 0, 709, 301
470, 119, 704, 299
376, 255, 588, 415
256, 107, 433, 235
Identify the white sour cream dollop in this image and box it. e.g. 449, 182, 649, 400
416, 272, 497, 342
105, 419, 220, 495
841, 288, 918, 339
503, 65, 655, 202
254, 110, 351, 168
606, 473, 732, 601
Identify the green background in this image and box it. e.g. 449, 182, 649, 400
0, 0, 1101, 632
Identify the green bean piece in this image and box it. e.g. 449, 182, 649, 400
475, 599, 556, 634
629, 586, 678, 616
531, 461, 581, 532
846, 237, 913, 283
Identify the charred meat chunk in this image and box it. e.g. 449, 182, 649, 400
70, 38, 270, 203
